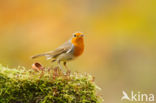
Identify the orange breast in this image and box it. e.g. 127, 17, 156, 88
72, 38, 84, 57
73, 44, 84, 57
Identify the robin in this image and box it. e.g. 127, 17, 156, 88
32, 32, 84, 71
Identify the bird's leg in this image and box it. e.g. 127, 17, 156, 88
63, 62, 68, 70
63, 62, 71, 75
57, 60, 62, 70
57, 60, 64, 75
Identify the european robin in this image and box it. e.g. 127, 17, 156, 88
32, 32, 84, 70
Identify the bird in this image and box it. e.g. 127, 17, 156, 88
31, 32, 84, 71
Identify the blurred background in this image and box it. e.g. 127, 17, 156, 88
0, 0, 156, 102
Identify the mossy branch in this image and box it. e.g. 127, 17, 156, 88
0, 64, 103, 103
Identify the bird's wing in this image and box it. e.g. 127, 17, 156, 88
32, 41, 72, 59
45, 41, 73, 58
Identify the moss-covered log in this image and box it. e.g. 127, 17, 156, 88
0, 64, 102, 103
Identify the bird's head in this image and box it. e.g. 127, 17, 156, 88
71, 32, 84, 44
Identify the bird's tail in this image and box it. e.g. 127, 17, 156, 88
31, 54, 47, 59
31, 53, 52, 60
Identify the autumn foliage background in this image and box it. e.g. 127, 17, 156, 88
0, 0, 156, 103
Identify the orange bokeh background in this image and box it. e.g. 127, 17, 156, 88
0, 0, 156, 102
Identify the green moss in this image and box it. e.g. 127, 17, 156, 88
0, 64, 103, 103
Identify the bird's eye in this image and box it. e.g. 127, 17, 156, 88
74, 34, 76, 37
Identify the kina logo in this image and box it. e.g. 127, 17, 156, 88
121, 91, 155, 102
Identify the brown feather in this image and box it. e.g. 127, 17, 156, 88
31, 41, 72, 59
